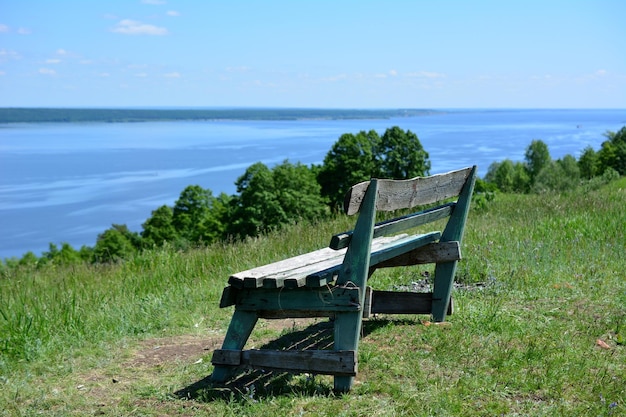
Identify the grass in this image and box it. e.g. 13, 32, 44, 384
1, 180, 625, 416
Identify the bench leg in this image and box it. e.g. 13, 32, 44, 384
211, 310, 258, 382
431, 261, 457, 322
332, 311, 363, 392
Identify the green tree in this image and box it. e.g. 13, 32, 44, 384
317, 130, 380, 210
272, 160, 327, 222
485, 160, 530, 193
377, 126, 431, 179
557, 154, 580, 181
93, 224, 139, 263
141, 205, 178, 248
597, 127, 626, 175
228, 161, 326, 239
532, 162, 567, 193
525, 139, 551, 183
578, 146, 598, 179
229, 162, 284, 238
172, 185, 223, 244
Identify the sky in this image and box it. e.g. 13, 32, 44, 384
1, 0, 625, 109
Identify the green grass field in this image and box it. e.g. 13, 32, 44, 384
1, 180, 625, 416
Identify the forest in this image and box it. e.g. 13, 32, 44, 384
2, 125, 625, 270
0, 107, 439, 123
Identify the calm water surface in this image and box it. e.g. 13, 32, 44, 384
1, 109, 625, 260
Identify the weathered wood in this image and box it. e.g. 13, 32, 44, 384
368, 290, 453, 316
344, 167, 472, 215
432, 165, 477, 322
330, 203, 454, 250
212, 166, 477, 392
228, 246, 344, 289
373, 241, 461, 269
227, 233, 438, 291
233, 286, 362, 313
212, 349, 357, 376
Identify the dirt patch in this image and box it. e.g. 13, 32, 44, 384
127, 318, 320, 368
127, 334, 218, 368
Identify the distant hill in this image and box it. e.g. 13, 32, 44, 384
0, 108, 442, 124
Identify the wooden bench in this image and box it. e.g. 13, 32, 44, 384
211, 166, 477, 392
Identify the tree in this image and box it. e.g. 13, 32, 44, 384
485, 159, 529, 193
525, 139, 551, 183
172, 185, 223, 244
317, 130, 380, 210
141, 205, 178, 248
557, 154, 580, 181
578, 146, 598, 179
377, 126, 430, 179
93, 224, 139, 262
597, 127, 626, 175
272, 160, 327, 222
228, 161, 326, 238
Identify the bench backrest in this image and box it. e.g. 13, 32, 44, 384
333, 166, 477, 287
331, 166, 477, 250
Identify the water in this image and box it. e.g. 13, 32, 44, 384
1, 109, 625, 260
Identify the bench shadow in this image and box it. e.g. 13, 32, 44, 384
174, 317, 416, 402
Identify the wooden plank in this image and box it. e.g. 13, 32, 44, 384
228, 246, 346, 288
235, 235, 408, 290
369, 232, 440, 266
212, 349, 357, 376
219, 285, 237, 308
211, 349, 241, 366
370, 291, 453, 316
373, 241, 461, 268
330, 203, 454, 250
432, 165, 477, 322
257, 310, 334, 319
233, 286, 362, 313
344, 167, 473, 215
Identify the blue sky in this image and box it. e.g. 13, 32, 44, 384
1, 0, 625, 108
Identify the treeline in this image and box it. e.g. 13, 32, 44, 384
2, 125, 624, 271
480, 126, 626, 195
0, 108, 438, 124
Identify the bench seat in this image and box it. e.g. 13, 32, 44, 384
228, 231, 445, 291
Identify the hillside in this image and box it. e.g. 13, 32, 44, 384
1, 181, 624, 416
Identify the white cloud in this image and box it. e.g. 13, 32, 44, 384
39, 68, 56, 75
0, 24, 9, 33
389, 69, 398, 77
46, 59, 62, 64
321, 73, 348, 82
111, 19, 168, 35
135, 72, 148, 77
595, 69, 607, 77
166, 10, 180, 16
57, 49, 69, 55
0, 49, 21, 61
17, 27, 31, 35
98, 72, 110, 77
406, 71, 446, 78
0, 71, 6, 76
164, 72, 181, 78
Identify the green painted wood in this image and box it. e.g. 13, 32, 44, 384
431, 165, 477, 322
212, 349, 357, 376
210, 310, 258, 382
333, 179, 378, 392
233, 287, 361, 312
330, 203, 454, 250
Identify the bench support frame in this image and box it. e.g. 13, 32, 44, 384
211, 166, 477, 392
